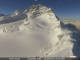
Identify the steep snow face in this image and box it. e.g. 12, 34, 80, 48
26, 5, 63, 47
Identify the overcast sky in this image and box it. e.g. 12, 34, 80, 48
0, 0, 80, 19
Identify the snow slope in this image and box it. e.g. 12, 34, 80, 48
0, 4, 80, 57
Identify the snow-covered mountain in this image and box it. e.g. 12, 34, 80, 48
0, 4, 80, 57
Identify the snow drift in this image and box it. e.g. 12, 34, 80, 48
0, 4, 80, 57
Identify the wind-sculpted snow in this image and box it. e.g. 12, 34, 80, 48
0, 4, 80, 57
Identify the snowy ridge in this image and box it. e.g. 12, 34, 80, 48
0, 4, 80, 57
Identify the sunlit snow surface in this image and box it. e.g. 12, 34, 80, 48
0, 5, 80, 57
